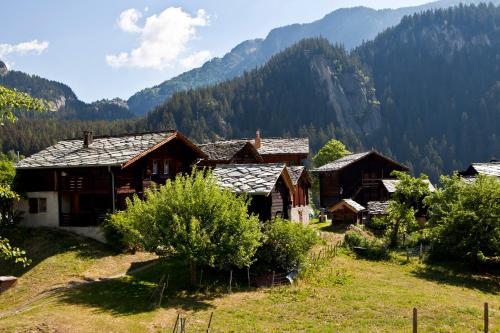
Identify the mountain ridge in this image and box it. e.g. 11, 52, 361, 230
127, 0, 500, 116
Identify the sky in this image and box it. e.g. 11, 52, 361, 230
0, 0, 431, 102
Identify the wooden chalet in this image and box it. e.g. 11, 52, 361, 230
212, 164, 295, 222
459, 160, 500, 181
14, 131, 206, 241
199, 130, 311, 223
313, 151, 409, 209
329, 199, 365, 224
199, 130, 309, 167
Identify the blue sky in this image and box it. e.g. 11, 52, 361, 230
0, 0, 430, 102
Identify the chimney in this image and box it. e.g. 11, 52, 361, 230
83, 131, 93, 148
255, 129, 261, 149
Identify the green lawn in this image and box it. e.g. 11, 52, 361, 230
0, 228, 498, 332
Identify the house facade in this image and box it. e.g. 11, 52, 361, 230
313, 151, 409, 209
15, 131, 206, 241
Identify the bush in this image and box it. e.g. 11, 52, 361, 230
254, 218, 319, 272
344, 230, 389, 260
365, 216, 389, 231
425, 175, 500, 265
102, 212, 142, 253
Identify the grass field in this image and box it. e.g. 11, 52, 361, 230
0, 227, 498, 332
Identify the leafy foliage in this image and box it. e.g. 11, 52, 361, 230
425, 175, 500, 264
254, 218, 319, 272
0, 85, 46, 124
312, 139, 351, 167
344, 230, 389, 260
384, 171, 432, 246
104, 169, 262, 273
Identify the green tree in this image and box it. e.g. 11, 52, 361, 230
0, 85, 44, 266
0, 85, 46, 124
425, 174, 500, 265
104, 169, 262, 284
312, 139, 351, 167
385, 171, 432, 247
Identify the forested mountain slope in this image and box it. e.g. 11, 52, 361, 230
127, 0, 500, 116
144, 4, 500, 179
356, 2, 500, 179
0, 64, 134, 121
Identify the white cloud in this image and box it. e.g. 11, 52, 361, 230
117, 8, 142, 33
180, 50, 211, 68
0, 39, 49, 58
106, 7, 211, 70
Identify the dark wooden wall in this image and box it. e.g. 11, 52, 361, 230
261, 154, 307, 166
319, 154, 407, 208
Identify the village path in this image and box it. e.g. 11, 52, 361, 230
0, 260, 159, 320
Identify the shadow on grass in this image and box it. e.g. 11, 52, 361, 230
57, 259, 243, 315
411, 262, 500, 295
318, 221, 351, 234
0, 227, 112, 277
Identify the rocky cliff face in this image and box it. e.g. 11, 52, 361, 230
0, 61, 8, 76
310, 56, 381, 135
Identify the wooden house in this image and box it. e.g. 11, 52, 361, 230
287, 166, 311, 224
199, 130, 309, 167
329, 199, 365, 224
459, 161, 500, 181
313, 151, 409, 209
14, 131, 206, 241
200, 130, 311, 223
212, 164, 295, 221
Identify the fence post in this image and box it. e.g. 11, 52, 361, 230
199, 269, 203, 285
413, 307, 417, 333
247, 267, 251, 288
207, 311, 213, 333
229, 270, 233, 293
173, 313, 180, 333
484, 302, 489, 333
271, 271, 275, 288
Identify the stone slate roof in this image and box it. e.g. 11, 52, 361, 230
213, 163, 287, 195
16, 132, 175, 169
313, 152, 371, 172
330, 199, 365, 213
199, 140, 249, 161
470, 162, 500, 177
313, 151, 408, 172
257, 138, 309, 155
201, 137, 309, 160
382, 179, 436, 193
287, 166, 305, 185
367, 201, 390, 215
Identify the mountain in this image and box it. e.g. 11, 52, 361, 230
0, 65, 135, 121
127, 0, 500, 116
144, 3, 500, 180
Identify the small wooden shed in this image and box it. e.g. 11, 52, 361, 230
329, 199, 365, 224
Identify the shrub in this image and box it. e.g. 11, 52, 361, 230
102, 212, 142, 253
344, 230, 389, 260
425, 174, 500, 265
365, 216, 389, 232
254, 218, 319, 272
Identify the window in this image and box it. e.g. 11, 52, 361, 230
163, 160, 170, 175
29, 198, 47, 214
152, 160, 159, 175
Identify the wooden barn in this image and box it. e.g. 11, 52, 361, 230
313, 151, 409, 209
14, 131, 206, 241
199, 130, 309, 167
212, 163, 295, 221
459, 160, 500, 181
287, 166, 311, 224
329, 199, 365, 224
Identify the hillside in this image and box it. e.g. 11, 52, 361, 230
144, 4, 500, 180
0, 229, 497, 332
127, 0, 500, 116
0, 66, 135, 121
